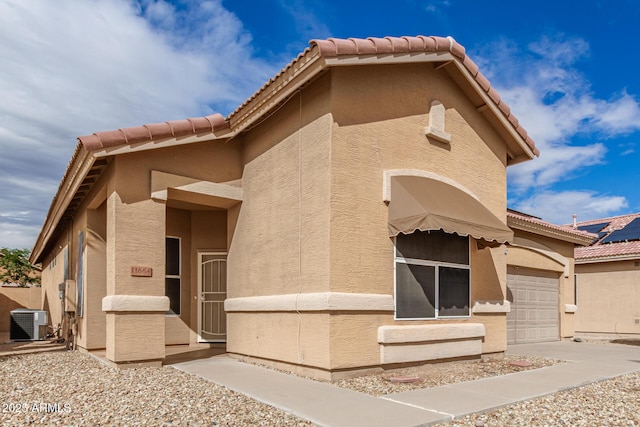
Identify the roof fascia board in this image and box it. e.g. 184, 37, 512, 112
321, 51, 454, 66
31, 146, 95, 263
576, 254, 640, 264
229, 50, 325, 134
447, 60, 536, 164
91, 132, 230, 158
508, 217, 595, 246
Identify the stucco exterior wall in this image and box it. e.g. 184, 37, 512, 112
40, 242, 67, 330
228, 73, 332, 300
325, 64, 509, 366
575, 260, 640, 335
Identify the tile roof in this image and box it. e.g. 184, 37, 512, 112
78, 113, 230, 151
507, 209, 596, 243
573, 212, 640, 261
310, 36, 538, 156
77, 35, 539, 157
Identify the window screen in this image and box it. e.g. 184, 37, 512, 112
165, 237, 180, 315
395, 230, 470, 319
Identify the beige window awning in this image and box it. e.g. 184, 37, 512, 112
388, 175, 513, 245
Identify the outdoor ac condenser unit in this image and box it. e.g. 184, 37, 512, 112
9, 309, 48, 341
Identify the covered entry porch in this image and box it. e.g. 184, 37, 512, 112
98, 170, 241, 367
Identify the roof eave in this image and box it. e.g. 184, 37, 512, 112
30, 144, 95, 264
508, 217, 595, 246
576, 253, 640, 264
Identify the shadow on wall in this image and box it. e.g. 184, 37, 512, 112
0, 288, 42, 333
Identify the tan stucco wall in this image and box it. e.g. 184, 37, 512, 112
39, 63, 522, 371
508, 230, 578, 338
324, 64, 509, 366
227, 312, 330, 369
40, 243, 67, 330
0, 287, 42, 333
228, 73, 332, 300
226, 64, 514, 372
575, 260, 640, 335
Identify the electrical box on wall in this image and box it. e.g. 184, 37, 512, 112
65, 279, 77, 312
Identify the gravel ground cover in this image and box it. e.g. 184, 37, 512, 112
2, 348, 639, 426
0, 351, 312, 426
440, 371, 640, 426
335, 355, 560, 396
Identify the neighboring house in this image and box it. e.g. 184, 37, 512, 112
573, 213, 640, 338
506, 210, 594, 344
31, 35, 540, 379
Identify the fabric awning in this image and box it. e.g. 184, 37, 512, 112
388, 175, 513, 245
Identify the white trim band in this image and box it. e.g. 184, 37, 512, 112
224, 292, 394, 312
102, 295, 170, 312
378, 323, 485, 344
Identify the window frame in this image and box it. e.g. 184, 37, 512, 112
165, 236, 181, 316
394, 231, 471, 320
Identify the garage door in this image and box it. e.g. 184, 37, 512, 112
507, 268, 560, 344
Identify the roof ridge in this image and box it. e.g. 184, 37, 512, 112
574, 212, 640, 226
75, 35, 539, 159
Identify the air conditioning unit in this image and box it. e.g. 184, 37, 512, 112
10, 309, 48, 341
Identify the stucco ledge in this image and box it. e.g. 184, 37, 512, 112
102, 295, 170, 312
564, 304, 578, 313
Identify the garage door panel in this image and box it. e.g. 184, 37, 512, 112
507, 269, 560, 345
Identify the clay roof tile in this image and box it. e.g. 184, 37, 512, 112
462, 55, 479, 77
404, 36, 426, 52
367, 37, 394, 54
313, 39, 338, 57
78, 134, 102, 151
475, 72, 491, 92
167, 120, 193, 137
329, 38, 357, 55
145, 122, 172, 140
121, 126, 151, 145
385, 36, 411, 53
188, 117, 213, 133
448, 37, 466, 58
416, 35, 437, 51
487, 87, 502, 105
348, 38, 375, 55
94, 130, 125, 148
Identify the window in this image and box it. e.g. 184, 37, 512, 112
395, 230, 470, 319
165, 237, 181, 315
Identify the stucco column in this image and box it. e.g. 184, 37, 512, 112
103, 192, 168, 366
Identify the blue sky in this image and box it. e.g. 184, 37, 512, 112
1, 0, 639, 248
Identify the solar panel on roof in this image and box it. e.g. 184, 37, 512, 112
577, 222, 609, 234
600, 217, 640, 244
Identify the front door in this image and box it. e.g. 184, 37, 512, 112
198, 252, 227, 342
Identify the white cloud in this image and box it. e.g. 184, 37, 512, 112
424, 0, 451, 13
278, 0, 331, 43
0, 0, 279, 249
473, 36, 640, 195
513, 191, 629, 225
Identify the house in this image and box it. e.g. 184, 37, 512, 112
31, 35, 540, 380
573, 213, 640, 338
506, 210, 594, 344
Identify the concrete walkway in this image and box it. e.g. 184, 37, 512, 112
172, 341, 640, 427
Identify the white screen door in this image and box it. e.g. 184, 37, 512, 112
198, 252, 227, 342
